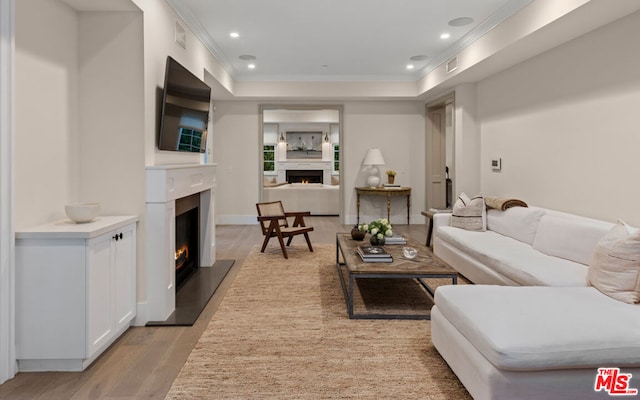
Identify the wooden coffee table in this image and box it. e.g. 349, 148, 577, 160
335, 233, 458, 320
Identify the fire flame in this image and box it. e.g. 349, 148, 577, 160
301, 179, 309, 184
175, 244, 189, 269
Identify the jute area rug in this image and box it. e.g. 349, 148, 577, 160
165, 243, 470, 399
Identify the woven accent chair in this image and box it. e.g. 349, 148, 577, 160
256, 201, 314, 259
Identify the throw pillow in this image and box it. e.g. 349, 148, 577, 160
331, 175, 340, 185
451, 192, 486, 231
588, 220, 640, 303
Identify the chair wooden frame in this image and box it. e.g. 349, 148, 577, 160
256, 201, 314, 259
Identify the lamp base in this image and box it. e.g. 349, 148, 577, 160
366, 175, 380, 187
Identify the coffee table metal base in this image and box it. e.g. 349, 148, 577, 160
335, 241, 457, 320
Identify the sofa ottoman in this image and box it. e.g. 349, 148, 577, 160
432, 285, 640, 400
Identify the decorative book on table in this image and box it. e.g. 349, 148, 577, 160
357, 245, 393, 262
384, 234, 407, 245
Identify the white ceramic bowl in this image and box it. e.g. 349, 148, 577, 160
65, 202, 100, 223
402, 246, 418, 259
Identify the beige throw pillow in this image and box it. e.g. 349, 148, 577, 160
451, 192, 486, 231
588, 220, 640, 303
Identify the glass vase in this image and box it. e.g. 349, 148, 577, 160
369, 235, 385, 246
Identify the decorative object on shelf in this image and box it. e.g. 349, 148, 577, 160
359, 218, 393, 246
65, 202, 100, 223
350, 225, 366, 241
362, 148, 385, 187
386, 169, 397, 184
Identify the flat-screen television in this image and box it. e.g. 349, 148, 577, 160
158, 56, 211, 153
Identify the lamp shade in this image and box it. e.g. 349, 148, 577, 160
362, 148, 385, 166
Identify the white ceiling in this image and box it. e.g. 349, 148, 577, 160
166, 0, 533, 82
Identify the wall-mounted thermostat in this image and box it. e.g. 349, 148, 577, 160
491, 158, 502, 171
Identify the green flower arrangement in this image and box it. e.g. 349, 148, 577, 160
357, 218, 393, 245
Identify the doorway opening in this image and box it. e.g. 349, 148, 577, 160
259, 105, 344, 223
426, 94, 455, 210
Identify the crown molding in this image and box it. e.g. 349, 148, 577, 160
165, 0, 236, 76
165, 0, 533, 84
417, 0, 534, 79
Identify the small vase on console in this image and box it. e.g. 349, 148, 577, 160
351, 226, 366, 241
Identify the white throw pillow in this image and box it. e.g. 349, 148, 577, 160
451, 192, 486, 231
588, 220, 640, 303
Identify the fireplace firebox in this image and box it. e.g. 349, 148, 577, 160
286, 169, 323, 184
175, 193, 200, 289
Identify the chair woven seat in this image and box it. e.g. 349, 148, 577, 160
256, 200, 314, 259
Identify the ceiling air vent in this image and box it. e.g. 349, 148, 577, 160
446, 57, 458, 73
175, 21, 186, 49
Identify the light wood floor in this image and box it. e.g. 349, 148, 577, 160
0, 217, 428, 399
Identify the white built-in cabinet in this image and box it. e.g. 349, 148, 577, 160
15, 216, 138, 371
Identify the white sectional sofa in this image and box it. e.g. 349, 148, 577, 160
431, 206, 640, 399
433, 206, 613, 287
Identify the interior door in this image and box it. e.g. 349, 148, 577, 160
427, 106, 447, 209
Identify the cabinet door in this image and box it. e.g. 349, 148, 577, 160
87, 233, 113, 357
114, 223, 136, 331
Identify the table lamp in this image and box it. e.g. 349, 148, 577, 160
362, 148, 385, 187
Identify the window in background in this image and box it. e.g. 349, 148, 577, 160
333, 144, 340, 172
264, 144, 276, 173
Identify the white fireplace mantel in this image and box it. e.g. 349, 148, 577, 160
144, 164, 216, 323
276, 160, 332, 184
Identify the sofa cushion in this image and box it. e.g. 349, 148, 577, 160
487, 207, 546, 245
532, 214, 612, 265
438, 226, 588, 286
588, 221, 640, 303
451, 193, 486, 231
434, 285, 640, 371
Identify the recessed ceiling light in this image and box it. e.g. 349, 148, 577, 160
239, 54, 256, 61
248, 64, 256, 69
230, 32, 239, 38
440, 33, 451, 40
406, 64, 415, 70
410, 55, 428, 61
448, 17, 474, 27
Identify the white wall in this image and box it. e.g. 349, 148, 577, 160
454, 83, 480, 199
16, 0, 147, 304
212, 100, 425, 226
15, 0, 79, 229
132, 0, 231, 167
210, 101, 261, 224
478, 10, 640, 226
77, 12, 144, 215
343, 102, 425, 225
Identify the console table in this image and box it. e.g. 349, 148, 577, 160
355, 187, 411, 225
